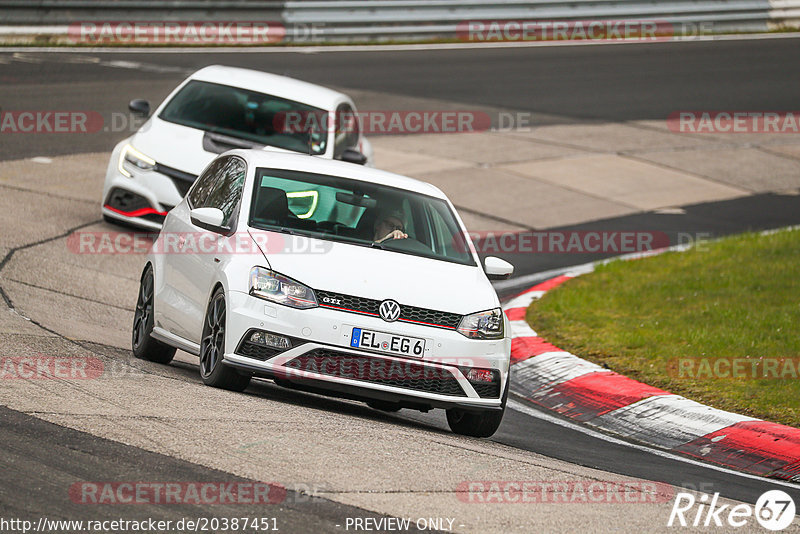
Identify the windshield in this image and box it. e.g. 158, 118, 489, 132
249, 168, 476, 266
159, 80, 328, 155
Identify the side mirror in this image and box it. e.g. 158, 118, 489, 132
129, 99, 151, 117
340, 148, 368, 165
190, 207, 227, 234
484, 256, 514, 280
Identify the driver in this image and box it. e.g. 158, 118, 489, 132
373, 209, 408, 243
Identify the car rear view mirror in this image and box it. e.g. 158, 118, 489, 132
340, 148, 368, 165
190, 207, 227, 233
129, 99, 151, 117
336, 192, 377, 209
484, 256, 514, 280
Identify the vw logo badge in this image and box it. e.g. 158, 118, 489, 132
379, 300, 401, 322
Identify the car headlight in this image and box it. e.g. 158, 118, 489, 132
457, 308, 504, 339
118, 143, 156, 178
249, 267, 318, 310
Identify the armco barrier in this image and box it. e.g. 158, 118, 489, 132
1, 0, 799, 43
0, 1, 284, 25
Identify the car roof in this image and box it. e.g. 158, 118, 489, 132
229, 150, 448, 199
189, 65, 349, 111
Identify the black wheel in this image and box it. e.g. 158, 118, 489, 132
446, 377, 509, 438
367, 401, 402, 413
132, 265, 176, 364
200, 288, 250, 392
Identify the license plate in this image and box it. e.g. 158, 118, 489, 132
350, 327, 426, 358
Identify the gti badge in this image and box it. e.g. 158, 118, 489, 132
379, 300, 401, 322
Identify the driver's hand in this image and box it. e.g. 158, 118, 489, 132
377, 230, 408, 243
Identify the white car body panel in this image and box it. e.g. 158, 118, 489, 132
102, 65, 373, 229
255, 229, 498, 314
145, 151, 511, 419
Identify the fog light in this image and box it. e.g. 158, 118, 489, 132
466, 368, 495, 383
250, 331, 292, 350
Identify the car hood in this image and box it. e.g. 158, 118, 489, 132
131, 118, 301, 176
249, 229, 498, 315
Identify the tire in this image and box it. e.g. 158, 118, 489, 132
132, 265, 176, 364
199, 287, 251, 392
446, 377, 509, 438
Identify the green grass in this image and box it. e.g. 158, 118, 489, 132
526, 228, 800, 428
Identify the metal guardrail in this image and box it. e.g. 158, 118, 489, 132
282, 0, 800, 41
0, 1, 284, 25
0, 0, 798, 42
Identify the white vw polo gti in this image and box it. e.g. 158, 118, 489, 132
102, 65, 373, 230
133, 150, 514, 437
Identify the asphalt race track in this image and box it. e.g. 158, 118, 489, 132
1, 39, 800, 532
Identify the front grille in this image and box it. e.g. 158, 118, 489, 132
316, 290, 462, 330
235, 341, 282, 361
285, 348, 467, 397
156, 163, 196, 198
105, 187, 149, 212
471, 381, 502, 399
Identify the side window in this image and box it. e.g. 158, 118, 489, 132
333, 103, 359, 159
202, 157, 247, 227
426, 203, 458, 257
187, 158, 225, 208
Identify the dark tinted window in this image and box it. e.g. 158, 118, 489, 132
333, 103, 359, 159
249, 168, 475, 266
203, 157, 246, 227
160, 80, 328, 155
187, 158, 225, 208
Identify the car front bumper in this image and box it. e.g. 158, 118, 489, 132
223, 291, 511, 411
102, 154, 195, 230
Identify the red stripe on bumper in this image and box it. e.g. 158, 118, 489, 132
104, 205, 167, 218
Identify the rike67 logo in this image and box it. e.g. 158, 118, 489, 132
669, 490, 796, 531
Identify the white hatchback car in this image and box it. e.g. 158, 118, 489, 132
102, 65, 373, 230
133, 150, 514, 437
